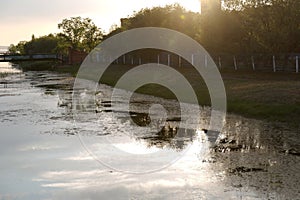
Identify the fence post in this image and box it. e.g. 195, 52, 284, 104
296, 56, 299, 73
139, 57, 142, 65
96, 53, 100, 62
179, 56, 181, 67
233, 56, 237, 70
191, 54, 194, 65
123, 55, 126, 65
131, 57, 134, 65
273, 55, 276, 72
251, 56, 255, 71
218, 56, 222, 69
157, 54, 160, 65
168, 54, 171, 66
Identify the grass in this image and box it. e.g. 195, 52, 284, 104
16, 60, 56, 70
15, 61, 80, 76
16, 61, 300, 125
99, 65, 300, 125
222, 70, 300, 125
98, 65, 211, 105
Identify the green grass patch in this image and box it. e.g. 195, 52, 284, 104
17, 61, 57, 71
98, 64, 300, 125
15, 61, 80, 76
227, 100, 300, 123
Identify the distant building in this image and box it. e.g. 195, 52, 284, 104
201, 0, 221, 14
68, 48, 87, 65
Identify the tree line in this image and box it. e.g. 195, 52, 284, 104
9, 0, 300, 56
9, 16, 103, 55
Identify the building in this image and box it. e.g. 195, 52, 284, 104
201, 0, 221, 14
68, 48, 87, 65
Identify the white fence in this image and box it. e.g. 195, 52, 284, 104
212, 54, 300, 73
89, 51, 300, 73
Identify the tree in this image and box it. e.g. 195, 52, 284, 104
58, 16, 103, 52
23, 34, 60, 54
8, 41, 26, 54
237, 0, 300, 53
223, 0, 273, 10
8, 44, 18, 54
118, 4, 201, 39
197, 10, 246, 54
8, 34, 70, 55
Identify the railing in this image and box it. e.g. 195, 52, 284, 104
0, 54, 63, 62
211, 53, 300, 73
95, 52, 300, 73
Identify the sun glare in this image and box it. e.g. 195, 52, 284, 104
177, 0, 201, 13
88, 0, 201, 33
149, 0, 201, 13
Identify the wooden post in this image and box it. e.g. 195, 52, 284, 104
139, 57, 142, 65
179, 56, 181, 67
273, 55, 276, 72
218, 56, 222, 69
167, 54, 171, 66
157, 54, 160, 65
296, 56, 299, 73
123, 55, 126, 65
251, 56, 255, 70
233, 56, 237, 70
131, 57, 134, 65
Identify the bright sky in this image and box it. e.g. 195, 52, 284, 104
0, 0, 200, 46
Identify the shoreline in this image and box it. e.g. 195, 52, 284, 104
14, 61, 300, 127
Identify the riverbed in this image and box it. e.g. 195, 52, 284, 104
0, 62, 299, 199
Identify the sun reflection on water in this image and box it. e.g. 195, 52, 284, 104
0, 62, 21, 74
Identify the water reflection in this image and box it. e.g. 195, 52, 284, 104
0, 63, 22, 90
0, 69, 299, 199
0, 62, 21, 74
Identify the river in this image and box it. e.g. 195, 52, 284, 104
0, 62, 299, 199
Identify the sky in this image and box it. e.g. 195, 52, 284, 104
0, 0, 201, 46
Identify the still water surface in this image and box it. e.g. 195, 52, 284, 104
0, 62, 299, 199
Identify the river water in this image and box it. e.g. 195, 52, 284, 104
0, 62, 299, 199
